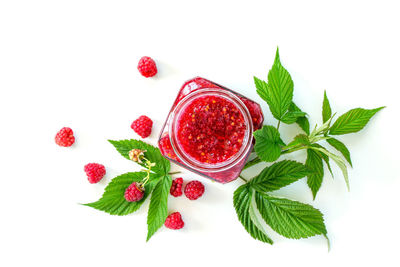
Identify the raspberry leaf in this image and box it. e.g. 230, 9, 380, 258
305, 149, 324, 199
329, 107, 385, 135
249, 160, 311, 193
108, 139, 170, 175
254, 47, 294, 121
83, 172, 157, 216
280, 110, 307, 124
289, 102, 310, 134
255, 192, 328, 239
253, 125, 284, 162
233, 184, 273, 244
326, 138, 353, 167
146, 175, 172, 241
311, 146, 350, 190
322, 90, 332, 123
310, 143, 334, 177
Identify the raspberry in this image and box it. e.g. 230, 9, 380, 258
164, 212, 184, 230
84, 163, 106, 184
184, 180, 205, 200
170, 178, 183, 197
137, 56, 157, 78
124, 182, 145, 202
55, 127, 75, 147
131, 115, 153, 138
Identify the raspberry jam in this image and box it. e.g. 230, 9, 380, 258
158, 77, 264, 183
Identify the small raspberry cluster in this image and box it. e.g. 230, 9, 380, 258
84, 163, 106, 184
164, 178, 205, 230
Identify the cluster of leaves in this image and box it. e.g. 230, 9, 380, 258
83, 140, 172, 241
234, 48, 384, 245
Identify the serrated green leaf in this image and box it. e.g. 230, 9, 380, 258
253, 125, 283, 162
280, 111, 307, 124
250, 160, 310, 192
322, 90, 332, 123
311, 146, 350, 190
146, 175, 172, 241
311, 144, 334, 177
254, 76, 269, 103
83, 172, 158, 216
327, 138, 352, 167
233, 185, 273, 244
266, 48, 294, 120
289, 102, 310, 134
329, 107, 385, 135
306, 149, 324, 199
255, 192, 327, 239
108, 139, 170, 175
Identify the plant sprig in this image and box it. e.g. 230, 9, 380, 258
235, 47, 384, 246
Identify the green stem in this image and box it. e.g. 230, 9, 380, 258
239, 175, 248, 182
168, 171, 182, 175
277, 120, 281, 130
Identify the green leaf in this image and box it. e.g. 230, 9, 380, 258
311, 146, 350, 190
322, 90, 332, 123
146, 175, 172, 241
233, 185, 273, 244
305, 149, 324, 199
327, 138, 353, 167
249, 160, 310, 193
289, 102, 310, 134
281, 111, 307, 124
311, 144, 334, 177
253, 126, 284, 162
254, 76, 269, 103
329, 107, 385, 135
108, 139, 170, 175
255, 192, 327, 239
255, 48, 294, 121
83, 172, 158, 216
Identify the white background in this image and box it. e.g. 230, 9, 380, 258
1, 0, 399, 266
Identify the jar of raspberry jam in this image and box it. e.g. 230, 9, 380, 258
158, 77, 264, 183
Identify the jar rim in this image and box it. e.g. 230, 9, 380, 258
168, 88, 253, 173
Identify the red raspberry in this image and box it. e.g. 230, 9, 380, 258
55, 127, 75, 147
164, 212, 184, 230
170, 178, 183, 197
184, 180, 205, 200
124, 182, 145, 202
137, 56, 157, 78
131, 115, 153, 138
84, 163, 106, 184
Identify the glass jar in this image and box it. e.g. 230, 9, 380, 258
158, 77, 264, 183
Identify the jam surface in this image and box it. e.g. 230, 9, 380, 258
176, 95, 246, 164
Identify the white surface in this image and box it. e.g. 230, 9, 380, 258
1, 0, 399, 266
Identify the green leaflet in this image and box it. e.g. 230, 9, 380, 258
255, 192, 327, 239
289, 102, 310, 134
249, 160, 310, 193
233, 185, 273, 244
306, 149, 324, 199
311, 146, 350, 190
311, 143, 334, 178
146, 175, 172, 241
108, 139, 170, 175
83, 172, 158, 216
253, 125, 284, 162
322, 90, 332, 123
280, 111, 307, 124
327, 138, 352, 167
254, 48, 294, 121
329, 107, 385, 135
